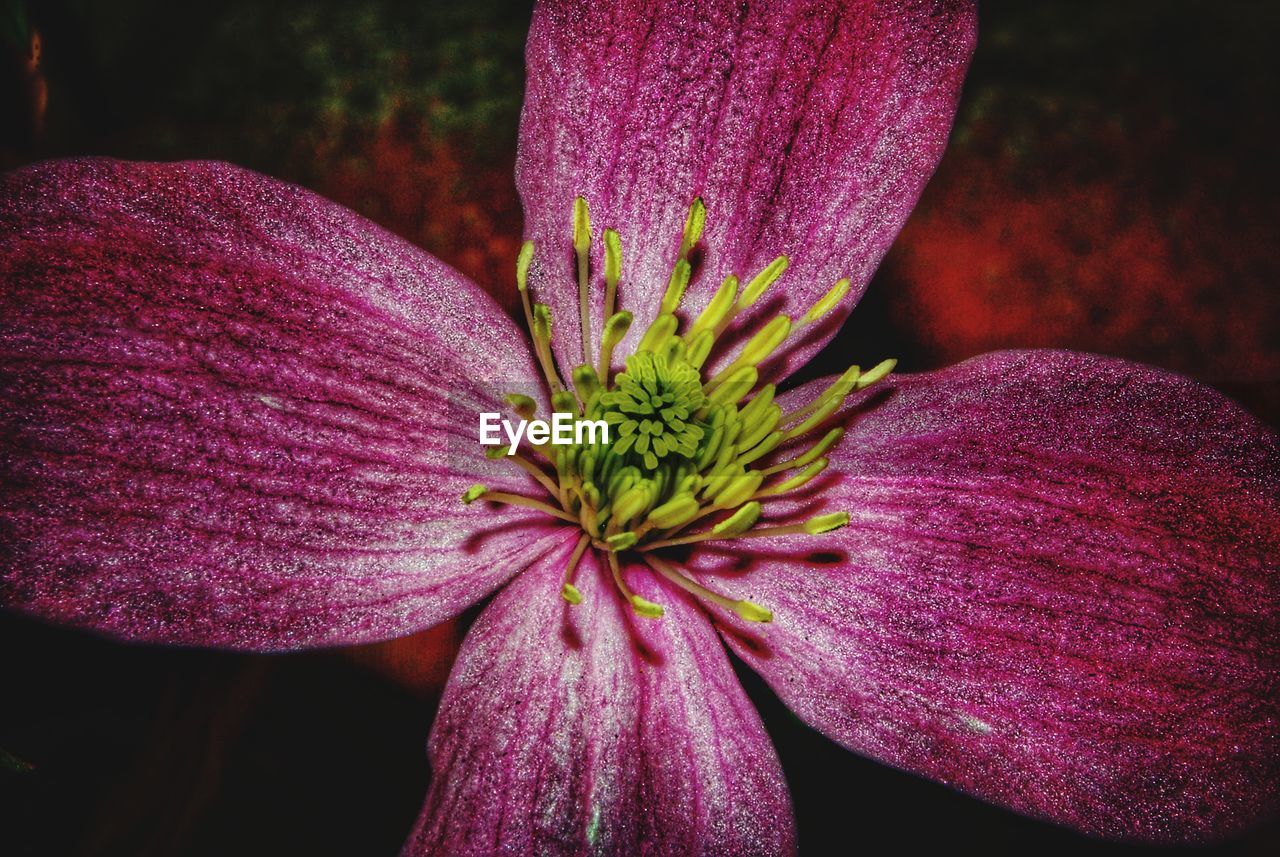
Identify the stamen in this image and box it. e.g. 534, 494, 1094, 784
659, 259, 692, 316
641, 510, 849, 550
711, 501, 761, 536
502, 451, 562, 497
736, 431, 782, 466
561, 533, 591, 604
552, 389, 579, 415
598, 311, 633, 383
644, 554, 772, 623
460, 485, 580, 524
636, 313, 678, 354
857, 357, 897, 389
801, 278, 851, 325
704, 315, 790, 392
645, 493, 701, 529
504, 393, 537, 421
471, 192, 873, 622
608, 551, 664, 619
705, 366, 757, 408
573, 196, 593, 364
759, 458, 827, 495
737, 255, 789, 311
679, 197, 706, 260
603, 228, 622, 321
763, 427, 843, 474
530, 303, 564, 392
780, 366, 859, 428
572, 364, 602, 402
688, 275, 739, 339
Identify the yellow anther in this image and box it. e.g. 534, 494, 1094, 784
573, 197, 593, 364
802, 278, 851, 324
606, 531, 638, 551
714, 471, 764, 509
704, 316, 789, 393
551, 389, 579, 414
733, 601, 774, 623
516, 240, 535, 292
765, 427, 843, 475
660, 258, 691, 316
739, 255, 789, 309
532, 303, 553, 343
561, 584, 583, 604
711, 501, 761, 536
679, 197, 706, 258
598, 310, 633, 381
611, 485, 652, 525
767, 458, 827, 494
804, 511, 850, 534
572, 196, 592, 253
706, 366, 757, 408
629, 595, 666, 619
686, 329, 715, 370
637, 313, 678, 354
737, 430, 782, 466
645, 554, 771, 623
504, 393, 537, 420
821, 365, 862, 403
484, 445, 509, 460
738, 384, 776, 426
690, 275, 740, 338
608, 552, 664, 619
737, 404, 781, 452
604, 227, 623, 320
856, 358, 897, 389
785, 393, 842, 440
739, 315, 791, 366
647, 493, 701, 529
462, 484, 487, 504
572, 364, 602, 401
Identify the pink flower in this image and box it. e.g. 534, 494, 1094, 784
2, 1, 1276, 852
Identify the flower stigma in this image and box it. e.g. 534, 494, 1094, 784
462, 197, 896, 623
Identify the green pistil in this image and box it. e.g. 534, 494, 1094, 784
475, 195, 891, 622
600, 352, 705, 469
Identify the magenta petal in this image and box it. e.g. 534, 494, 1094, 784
1, 158, 561, 651
518, 0, 975, 379
404, 544, 795, 856
705, 350, 1280, 842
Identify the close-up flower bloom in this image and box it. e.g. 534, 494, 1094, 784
2, 1, 1277, 854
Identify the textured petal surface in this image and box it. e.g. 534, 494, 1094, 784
1, 158, 560, 651
405, 540, 795, 856
695, 350, 1280, 842
518, 0, 974, 380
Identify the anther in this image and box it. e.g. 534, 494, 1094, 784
679, 197, 706, 259
561, 534, 591, 605
603, 228, 622, 320
801, 278, 851, 325
608, 552, 664, 619
738, 255, 789, 310
645, 554, 772, 623
573, 196, 593, 364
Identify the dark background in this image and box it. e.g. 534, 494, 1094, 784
2, 1, 1277, 854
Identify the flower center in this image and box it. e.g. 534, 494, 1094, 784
463, 196, 895, 621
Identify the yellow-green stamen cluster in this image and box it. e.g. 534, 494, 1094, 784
464, 196, 897, 623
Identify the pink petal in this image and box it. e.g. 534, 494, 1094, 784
518, 0, 975, 380
404, 542, 795, 856
698, 350, 1280, 842
1, 158, 562, 651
